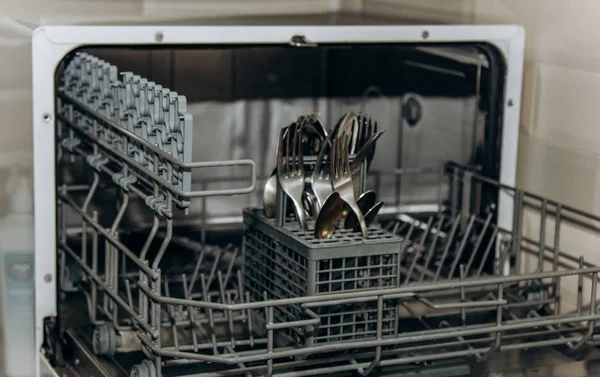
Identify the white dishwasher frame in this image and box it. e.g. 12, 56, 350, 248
31, 24, 525, 377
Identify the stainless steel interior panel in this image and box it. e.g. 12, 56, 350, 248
173, 50, 233, 102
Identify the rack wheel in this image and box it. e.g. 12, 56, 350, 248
92, 323, 122, 357
131, 360, 157, 377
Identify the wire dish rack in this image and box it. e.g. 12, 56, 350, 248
56, 52, 600, 377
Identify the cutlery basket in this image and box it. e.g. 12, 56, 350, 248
243, 208, 403, 346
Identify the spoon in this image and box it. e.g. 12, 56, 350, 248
314, 192, 350, 239
315, 194, 382, 238
263, 173, 278, 218
362, 201, 384, 229
345, 200, 384, 232
344, 191, 376, 229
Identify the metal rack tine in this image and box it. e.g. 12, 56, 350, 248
163, 276, 180, 352
433, 215, 461, 281
404, 217, 434, 285
448, 214, 476, 279
459, 265, 466, 329
577, 256, 585, 316
140, 215, 159, 261
180, 273, 199, 352
186, 246, 207, 299
553, 203, 563, 314
476, 226, 499, 278
152, 215, 173, 270
217, 271, 236, 348
420, 215, 445, 282
245, 291, 255, 347
200, 273, 218, 354
236, 269, 245, 305
223, 245, 238, 287
80, 174, 100, 271
464, 213, 493, 275
537, 198, 548, 273
205, 247, 223, 290
125, 278, 134, 309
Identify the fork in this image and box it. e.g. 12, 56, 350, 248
331, 132, 368, 238
351, 129, 385, 175
309, 130, 335, 213
310, 113, 358, 213
277, 122, 307, 230
355, 113, 378, 168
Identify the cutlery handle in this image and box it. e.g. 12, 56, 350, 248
340, 193, 368, 238
313, 130, 335, 177
289, 196, 308, 231
350, 130, 384, 172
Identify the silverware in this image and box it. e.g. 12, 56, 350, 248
311, 114, 328, 140
296, 114, 326, 156
344, 192, 384, 232
331, 112, 359, 141
343, 112, 360, 142
351, 113, 368, 155
363, 201, 384, 227
264, 168, 316, 220
344, 190, 376, 229
270, 111, 380, 239
314, 192, 348, 239
350, 129, 384, 197
350, 130, 385, 174
302, 190, 317, 218
265, 115, 327, 219
309, 130, 335, 213
356, 113, 379, 170
276, 123, 307, 230
263, 170, 278, 218
309, 113, 357, 213
314, 115, 362, 239
331, 132, 368, 238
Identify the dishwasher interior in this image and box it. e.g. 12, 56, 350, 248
45, 28, 600, 377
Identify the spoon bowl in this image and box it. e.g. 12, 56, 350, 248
263, 173, 278, 218
359, 201, 384, 231
315, 192, 350, 239
344, 191, 377, 229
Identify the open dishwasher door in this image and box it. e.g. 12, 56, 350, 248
29, 14, 577, 377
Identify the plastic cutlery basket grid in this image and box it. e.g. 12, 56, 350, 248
243, 208, 403, 346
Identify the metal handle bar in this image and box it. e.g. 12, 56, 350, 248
58, 113, 257, 198
302, 293, 507, 310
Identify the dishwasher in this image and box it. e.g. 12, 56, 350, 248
30, 13, 600, 377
